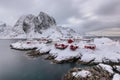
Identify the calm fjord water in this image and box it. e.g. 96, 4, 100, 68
0, 39, 85, 80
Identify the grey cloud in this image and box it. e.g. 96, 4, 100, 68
0, 0, 120, 34
0, 0, 79, 25
69, 0, 120, 33
0, 0, 33, 10
32, 0, 79, 24
95, 0, 120, 16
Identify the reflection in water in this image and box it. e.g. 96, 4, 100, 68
0, 40, 86, 80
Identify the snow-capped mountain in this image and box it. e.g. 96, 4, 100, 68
58, 26, 77, 37
0, 22, 13, 38
11, 12, 57, 38
0, 21, 7, 32
0, 12, 77, 39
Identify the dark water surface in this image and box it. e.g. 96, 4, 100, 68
0, 39, 86, 80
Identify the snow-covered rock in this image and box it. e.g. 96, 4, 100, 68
36, 44, 51, 53
72, 70, 91, 78
51, 47, 81, 62
98, 64, 114, 74
114, 66, 120, 72
49, 41, 81, 62
64, 65, 113, 80
113, 74, 120, 80
80, 38, 120, 64
10, 40, 40, 50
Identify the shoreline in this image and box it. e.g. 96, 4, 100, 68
10, 37, 120, 80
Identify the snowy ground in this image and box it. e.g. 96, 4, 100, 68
10, 40, 40, 50
80, 38, 120, 64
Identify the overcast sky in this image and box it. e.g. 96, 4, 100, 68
0, 0, 120, 33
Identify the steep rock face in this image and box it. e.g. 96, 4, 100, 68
12, 12, 56, 36
12, 14, 35, 36
22, 14, 35, 33
0, 22, 13, 38
35, 12, 56, 33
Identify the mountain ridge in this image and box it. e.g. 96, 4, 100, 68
0, 12, 77, 39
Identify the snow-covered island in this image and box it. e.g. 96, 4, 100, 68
11, 37, 120, 65
3, 12, 120, 80
10, 37, 120, 80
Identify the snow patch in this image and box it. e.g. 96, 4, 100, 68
72, 70, 91, 78
113, 74, 120, 80
98, 64, 114, 74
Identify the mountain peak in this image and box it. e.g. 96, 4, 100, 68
38, 11, 56, 26
12, 12, 56, 35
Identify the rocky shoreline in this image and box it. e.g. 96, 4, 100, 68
10, 43, 37, 51
9, 48, 120, 80
24, 50, 120, 80
63, 64, 120, 80
10, 37, 120, 80
25, 50, 80, 64
25, 50, 120, 66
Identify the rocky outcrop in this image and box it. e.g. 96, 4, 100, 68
64, 66, 113, 80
